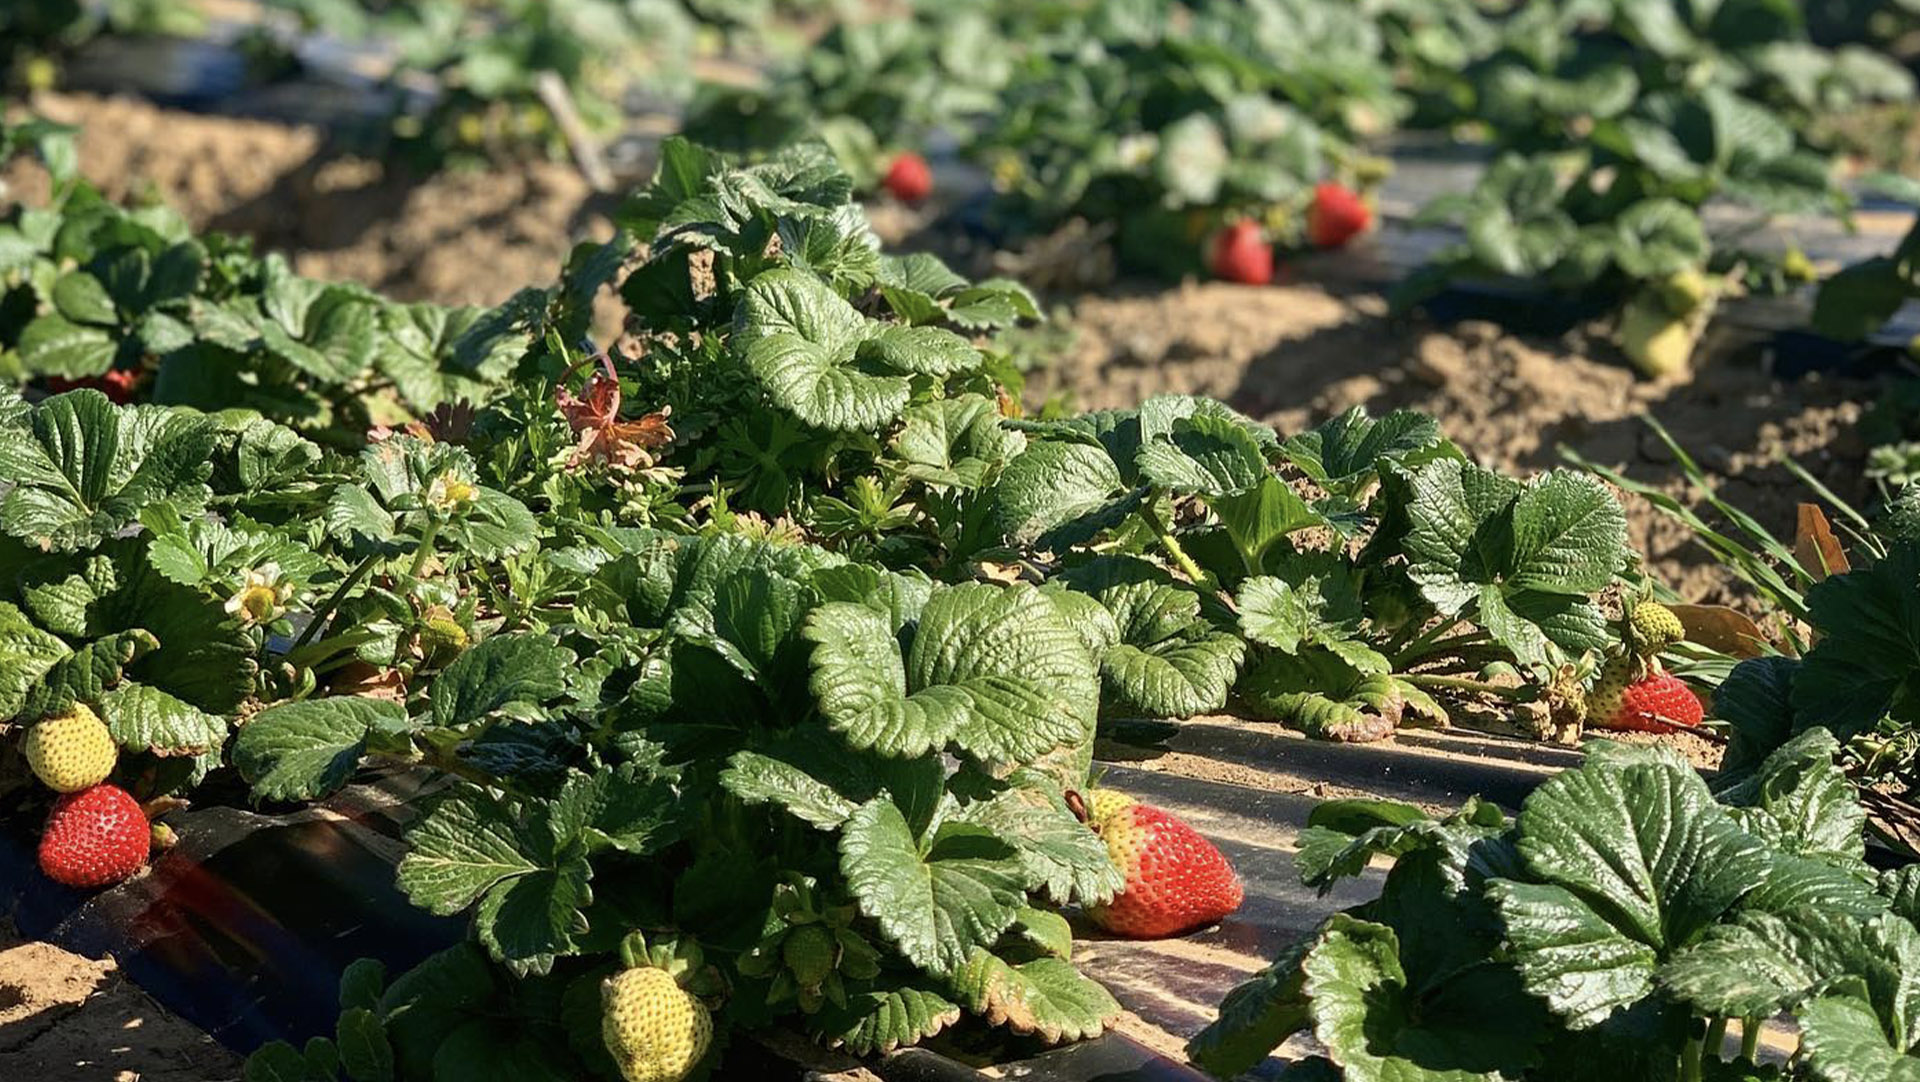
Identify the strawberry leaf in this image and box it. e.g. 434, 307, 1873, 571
839, 799, 1026, 977
805, 582, 1098, 765
98, 682, 227, 757
1801, 993, 1920, 1082
1091, 582, 1245, 719
0, 391, 214, 552
807, 980, 962, 1055
428, 632, 573, 729
234, 697, 409, 802
955, 950, 1119, 1044
1490, 747, 1773, 1028
1302, 915, 1545, 1082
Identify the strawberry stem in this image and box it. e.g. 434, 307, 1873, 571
1063, 790, 1090, 824
1401, 674, 1529, 702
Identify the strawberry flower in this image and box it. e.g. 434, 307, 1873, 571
226, 563, 293, 626
425, 470, 477, 513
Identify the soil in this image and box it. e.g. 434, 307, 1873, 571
0, 921, 242, 1081
7, 92, 618, 307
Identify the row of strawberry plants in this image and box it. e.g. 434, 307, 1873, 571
1395, 0, 1914, 379
692, 0, 1913, 373
0, 119, 530, 443
0, 136, 1704, 1079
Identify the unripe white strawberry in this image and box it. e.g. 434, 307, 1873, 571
24, 704, 118, 793
602, 967, 712, 1082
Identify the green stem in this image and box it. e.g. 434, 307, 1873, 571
1680, 1029, 1704, 1082
1740, 1017, 1759, 1062
1138, 499, 1217, 593
1402, 673, 1528, 701
1704, 1016, 1728, 1062
409, 519, 444, 580
289, 552, 381, 652
1391, 617, 1464, 668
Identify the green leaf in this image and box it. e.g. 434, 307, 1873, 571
1659, 908, 1900, 1021
719, 748, 862, 830
1284, 407, 1443, 491
337, 1008, 395, 1082
16, 314, 117, 378
839, 799, 1027, 976
1187, 939, 1311, 1079
0, 392, 215, 552
98, 682, 227, 757
1506, 472, 1628, 595
891, 395, 1025, 489
233, 697, 407, 802
19, 629, 158, 722
1237, 567, 1364, 655
1717, 729, 1863, 861
733, 268, 911, 432
1794, 541, 1920, 741
429, 633, 573, 728
1136, 412, 1271, 497
955, 950, 1119, 1043
0, 601, 70, 718
397, 791, 542, 916
1491, 748, 1773, 1028
806, 583, 1098, 765
808, 981, 962, 1055
377, 945, 496, 1079
1396, 457, 1525, 613
955, 783, 1123, 906
1801, 994, 1920, 1082
1303, 915, 1543, 1081
992, 439, 1146, 550
52, 271, 119, 325
1095, 582, 1245, 718
1812, 257, 1910, 342
245, 1041, 319, 1082
339, 959, 386, 1013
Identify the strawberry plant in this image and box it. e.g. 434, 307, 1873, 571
1398, 0, 1913, 379
0, 117, 532, 445
263, 0, 699, 168
0, 129, 1670, 1078
1189, 734, 1920, 1080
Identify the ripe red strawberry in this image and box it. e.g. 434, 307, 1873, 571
882, 152, 933, 204
1084, 799, 1243, 938
39, 784, 150, 889
46, 369, 141, 404
1306, 182, 1371, 249
1590, 667, 1703, 733
1207, 220, 1274, 285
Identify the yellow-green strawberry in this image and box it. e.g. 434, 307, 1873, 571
782, 924, 835, 988
24, 705, 117, 793
602, 967, 712, 1082
1629, 602, 1685, 655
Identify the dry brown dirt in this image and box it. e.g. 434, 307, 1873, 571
0, 922, 242, 1081
7, 91, 616, 306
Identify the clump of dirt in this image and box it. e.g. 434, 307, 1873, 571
0, 923, 241, 1081
1037, 276, 1871, 613
7, 92, 616, 307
